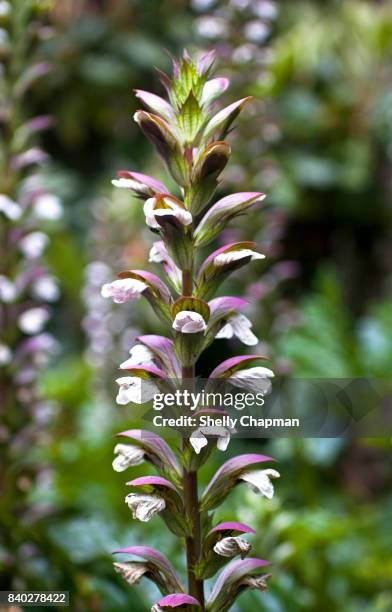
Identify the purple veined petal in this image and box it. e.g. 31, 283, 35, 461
197, 49, 216, 74
112, 545, 183, 593
120, 363, 167, 379
203, 97, 252, 141
126, 476, 177, 491
208, 558, 270, 604
198, 242, 257, 276
210, 355, 266, 378
117, 170, 169, 194
211, 192, 264, 211
201, 193, 264, 227
209, 522, 256, 536
200, 77, 230, 106
208, 296, 248, 321
134, 90, 175, 122
116, 429, 182, 478
201, 454, 275, 510
155, 593, 201, 608
137, 334, 181, 378
207, 453, 275, 485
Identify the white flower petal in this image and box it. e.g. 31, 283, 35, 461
101, 278, 147, 303
229, 314, 258, 346
120, 344, 155, 369
214, 249, 265, 267
112, 443, 145, 472
216, 314, 258, 346
115, 376, 158, 404
216, 431, 231, 451
240, 469, 280, 499
112, 178, 140, 190
153, 206, 192, 226
113, 562, 148, 585
190, 426, 232, 454
215, 322, 234, 339
213, 535, 251, 558
230, 366, 274, 393
149, 242, 166, 263
189, 430, 208, 454
144, 196, 192, 229
125, 493, 166, 522
172, 311, 207, 334
144, 198, 160, 228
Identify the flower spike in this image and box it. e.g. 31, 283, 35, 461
106, 51, 279, 610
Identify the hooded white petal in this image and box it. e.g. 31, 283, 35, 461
149, 242, 166, 263
125, 493, 166, 522
214, 249, 265, 267
115, 376, 158, 405
153, 206, 192, 226
216, 314, 258, 346
230, 366, 274, 394
144, 197, 192, 229
149, 242, 182, 290
144, 198, 160, 228
239, 468, 280, 499
113, 562, 147, 585
213, 535, 251, 559
189, 429, 209, 454
120, 344, 155, 369
216, 429, 231, 451
101, 278, 147, 303
112, 178, 140, 190
112, 443, 145, 472
172, 311, 207, 334
190, 426, 232, 454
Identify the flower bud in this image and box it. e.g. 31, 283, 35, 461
172, 297, 210, 366
172, 311, 207, 334
134, 111, 188, 186
194, 192, 265, 248
202, 96, 252, 142
196, 242, 265, 300
189, 141, 231, 215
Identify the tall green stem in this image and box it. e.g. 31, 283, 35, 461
181, 269, 205, 608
